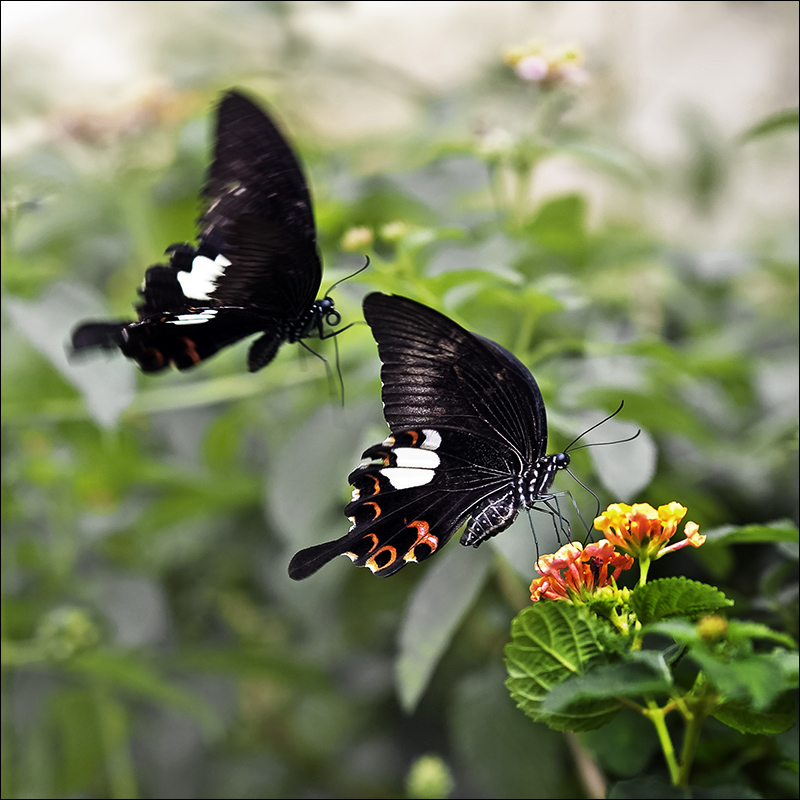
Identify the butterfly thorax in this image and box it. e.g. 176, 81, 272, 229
285, 296, 341, 342
520, 452, 569, 507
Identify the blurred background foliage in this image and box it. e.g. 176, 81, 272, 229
1, 2, 798, 798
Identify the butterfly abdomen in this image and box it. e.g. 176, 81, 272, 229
460, 489, 519, 547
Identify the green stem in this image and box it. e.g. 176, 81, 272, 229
676, 679, 716, 787
93, 683, 138, 799
638, 555, 651, 586
644, 697, 681, 786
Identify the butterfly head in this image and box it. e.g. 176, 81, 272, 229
317, 296, 341, 327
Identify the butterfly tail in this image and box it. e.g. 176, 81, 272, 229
71, 322, 128, 352
288, 537, 356, 580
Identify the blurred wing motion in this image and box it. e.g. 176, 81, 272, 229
71, 90, 340, 373
288, 293, 570, 579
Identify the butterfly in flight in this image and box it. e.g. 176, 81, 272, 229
288, 292, 572, 579
71, 90, 345, 373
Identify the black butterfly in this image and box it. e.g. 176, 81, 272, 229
71, 90, 343, 373
288, 292, 571, 579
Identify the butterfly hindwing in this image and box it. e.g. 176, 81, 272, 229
288, 424, 531, 579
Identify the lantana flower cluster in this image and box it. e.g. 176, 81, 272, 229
504, 40, 589, 87
530, 502, 705, 603
595, 502, 705, 560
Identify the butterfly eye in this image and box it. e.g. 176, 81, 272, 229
555, 452, 570, 468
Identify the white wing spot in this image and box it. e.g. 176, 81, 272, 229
380, 467, 435, 489
421, 429, 442, 450
168, 309, 219, 326
177, 253, 231, 300
392, 448, 440, 469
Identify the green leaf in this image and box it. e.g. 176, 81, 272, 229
703, 520, 799, 546
505, 602, 620, 731
608, 776, 687, 798
713, 695, 797, 735
610, 777, 763, 798
5, 283, 136, 427
579, 708, 659, 778
689, 649, 798, 711
522, 194, 588, 272
726, 620, 797, 649
630, 577, 733, 624
738, 108, 799, 143
50, 690, 107, 795
543, 659, 672, 714
396, 542, 492, 712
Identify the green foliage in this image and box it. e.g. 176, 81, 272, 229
505, 603, 621, 731
629, 577, 733, 624
504, 520, 798, 791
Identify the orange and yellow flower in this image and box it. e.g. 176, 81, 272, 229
530, 539, 633, 602
593, 502, 705, 561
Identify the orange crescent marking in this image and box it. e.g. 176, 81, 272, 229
364, 501, 381, 520
404, 519, 439, 562
365, 474, 381, 496
143, 347, 165, 368
367, 545, 397, 572
407, 430, 419, 445
181, 337, 202, 365
345, 532, 380, 562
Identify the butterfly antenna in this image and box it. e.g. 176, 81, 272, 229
563, 401, 641, 454
323, 256, 371, 299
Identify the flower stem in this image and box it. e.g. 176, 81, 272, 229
644, 698, 681, 786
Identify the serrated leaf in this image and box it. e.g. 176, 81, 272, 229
396, 543, 492, 712
713, 695, 797, 735
630, 577, 732, 624
543, 660, 672, 714
504, 602, 619, 731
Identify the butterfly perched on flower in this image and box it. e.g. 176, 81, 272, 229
71, 90, 343, 373
288, 293, 571, 579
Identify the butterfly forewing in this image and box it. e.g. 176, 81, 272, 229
363, 293, 548, 462
288, 427, 518, 579
199, 91, 322, 316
